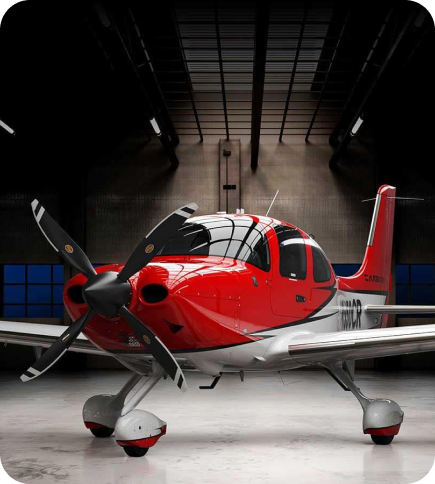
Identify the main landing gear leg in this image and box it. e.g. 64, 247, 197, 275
323, 361, 404, 445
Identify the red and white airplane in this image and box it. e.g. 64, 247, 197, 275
1, 184, 435, 457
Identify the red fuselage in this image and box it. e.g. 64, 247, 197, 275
64, 214, 336, 356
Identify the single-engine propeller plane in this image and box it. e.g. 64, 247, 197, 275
2, 185, 435, 457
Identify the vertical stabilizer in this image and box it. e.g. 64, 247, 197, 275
338, 185, 396, 295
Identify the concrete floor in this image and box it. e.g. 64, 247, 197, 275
0, 370, 434, 484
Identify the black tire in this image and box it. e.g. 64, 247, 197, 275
123, 446, 149, 457
371, 435, 394, 445
90, 427, 114, 438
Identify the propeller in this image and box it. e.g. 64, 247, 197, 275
21, 200, 198, 391
21, 309, 94, 382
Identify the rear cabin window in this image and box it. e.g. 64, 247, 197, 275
274, 225, 306, 280
312, 246, 331, 283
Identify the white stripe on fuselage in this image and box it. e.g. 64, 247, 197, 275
170, 289, 387, 372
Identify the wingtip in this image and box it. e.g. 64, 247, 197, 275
20, 374, 30, 383
31, 199, 39, 210
188, 202, 198, 212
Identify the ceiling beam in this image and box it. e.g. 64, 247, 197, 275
279, 4, 308, 142
214, 1, 230, 140
251, 0, 270, 170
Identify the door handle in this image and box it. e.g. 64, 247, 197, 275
296, 295, 305, 303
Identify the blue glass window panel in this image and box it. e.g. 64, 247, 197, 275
4, 265, 25, 283
53, 285, 64, 304
27, 305, 52, 317
332, 264, 360, 277
27, 285, 51, 304
411, 265, 434, 284
396, 285, 409, 304
396, 265, 409, 284
27, 265, 51, 283
4, 305, 26, 317
53, 305, 64, 318
410, 286, 435, 305
4, 285, 25, 304
53, 265, 64, 284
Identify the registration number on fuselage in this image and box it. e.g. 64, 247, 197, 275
338, 297, 362, 330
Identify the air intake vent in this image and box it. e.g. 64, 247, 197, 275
141, 284, 168, 304
67, 285, 85, 304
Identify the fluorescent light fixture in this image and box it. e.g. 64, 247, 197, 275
150, 118, 161, 136
0, 119, 15, 136
351, 116, 363, 137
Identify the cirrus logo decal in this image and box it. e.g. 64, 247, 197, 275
364, 274, 384, 283
145, 244, 154, 254
64, 245, 74, 254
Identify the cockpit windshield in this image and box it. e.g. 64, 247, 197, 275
158, 216, 270, 271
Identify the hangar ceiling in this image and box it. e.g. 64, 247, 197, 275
0, 1, 432, 171
113, 1, 416, 140
80, 0, 432, 168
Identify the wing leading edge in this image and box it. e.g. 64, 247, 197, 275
285, 324, 435, 365
0, 320, 103, 356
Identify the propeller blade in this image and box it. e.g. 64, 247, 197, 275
31, 199, 97, 280
118, 203, 198, 282
20, 310, 94, 382
118, 306, 187, 392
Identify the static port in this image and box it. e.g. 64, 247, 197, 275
141, 284, 168, 304
67, 285, 85, 304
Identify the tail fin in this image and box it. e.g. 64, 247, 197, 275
338, 185, 396, 295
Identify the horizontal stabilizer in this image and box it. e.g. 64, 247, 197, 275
364, 305, 435, 314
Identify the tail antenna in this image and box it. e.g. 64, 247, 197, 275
362, 197, 424, 202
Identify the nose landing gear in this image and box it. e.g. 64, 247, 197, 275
115, 410, 167, 457
83, 362, 167, 456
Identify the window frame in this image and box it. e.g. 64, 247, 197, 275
1, 264, 64, 318
396, 264, 435, 317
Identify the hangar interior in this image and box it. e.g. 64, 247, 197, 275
0, 1, 434, 483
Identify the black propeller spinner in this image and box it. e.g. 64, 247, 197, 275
20, 200, 198, 392
83, 272, 132, 317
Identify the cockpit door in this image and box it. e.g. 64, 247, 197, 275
270, 225, 310, 318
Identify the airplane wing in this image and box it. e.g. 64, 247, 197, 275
0, 320, 104, 355
282, 324, 435, 366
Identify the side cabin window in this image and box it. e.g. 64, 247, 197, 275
312, 245, 331, 283
274, 225, 306, 280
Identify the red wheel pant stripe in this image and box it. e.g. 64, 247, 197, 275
84, 422, 108, 430
364, 424, 401, 436
117, 426, 167, 448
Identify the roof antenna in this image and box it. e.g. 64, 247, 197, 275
362, 197, 425, 202
266, 190, 279, 217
